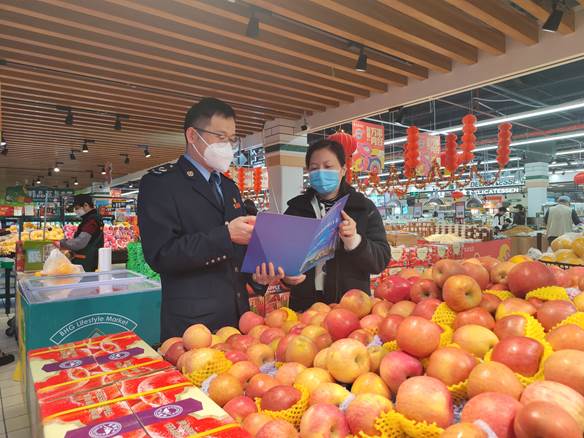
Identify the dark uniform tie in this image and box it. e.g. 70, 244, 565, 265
209, 172, 223, 207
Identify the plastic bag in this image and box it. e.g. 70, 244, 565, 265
527, 247, 543, 260
42, 248, 84, 276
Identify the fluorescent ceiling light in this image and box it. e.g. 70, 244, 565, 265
556, 149, 583, 156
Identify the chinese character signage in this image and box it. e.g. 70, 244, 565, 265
351, 120, 385, 173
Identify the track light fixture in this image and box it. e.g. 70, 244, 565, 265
48, 169, 53, 177
542, 0, 563, 32
100, 165, 106, 175
246, 10, 260, 37
82, 139, 94, 153
129, 182, 134, 188
120, 153, 130, 164
355, 46, 367, 72
114, 114, 122, 131
1, 131, 6, 147
138, 144, 151, 158
65, 108, 74, 125
73, 178, 79, 186
70, 150, 76, 160
36, 176, 41, 185
54, 162, 63, 172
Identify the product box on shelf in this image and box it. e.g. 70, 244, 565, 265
248, 282, 290, 316
386, 231, 419, 247
59, 412, 150, 438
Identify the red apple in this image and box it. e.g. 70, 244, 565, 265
249, 325, 270, 340
374, 276, 411, 303
461, 392, 522, 438
396, 316, 442, 358
490, 261, 515, 285
478, 256, 500, 272
442, 274, 482, 312
467, 362, 524, 400
313, 332, 333, 351
326, 338, 370, 384
308, 383, 350, 407
379, 351, 423, 394
324, 308, 360, 341
275, 362, 306, 386
294, 367, 333, 394
432, 259, 465, 288
494, 315, 527, 339
300, 325, 328, 342
453, 324, 499, 358
360, 314, 383, 332
284, 335, 317, 367
183, 323, 212, 350
348, 329, 373, 346
256, 420, 298, 438
239, 311, 265, 335
300, 310, 318, 325
164, 341, 186, 366
260, 385, 301, 411
426, 347, 478, 386
378, 315, 403, 343
228, 361, 261, 387
371, 300, 392, 318
520, 381, 584, 430
259, 327, 285, 345
491, 283, 511, 291
411, 297, 441, 319
368, 345, 388, 373
491, 336, 544, 376
299, 403, 350, 438
552, 267, 573, 288
536, 300, 576, 331
223, 395, 257, 423
463, 261, 490, 290
346, 394, 393, 436
208, 373, 244, 407
159, 337, 182, 356
398, 268, 419, 279
454, 307, 495, 330
228, 334, 258, 352
243, 413, 272, 437
339, 289, 372, 318
479, 293, 502, 314
547, 324, 584, 351
265, 309, 288, 328
514, 401, 582, 438
409, 278, 440, 303
225, 350, 249, 363
247, 343, 275, 367
351, 372, 391, 398
388, 300, 416, 317
310, 302, 331, 313
527, 297, 544, 309
288, 322, 306, 336
442, 423, 487, 438
507, 261, 556, 298
396, 376, 453, 428
246, 374, 279, 398
496, 298, 537, 320
544, 349, 584, 396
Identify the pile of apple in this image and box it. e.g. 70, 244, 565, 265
159, 256, 584, 438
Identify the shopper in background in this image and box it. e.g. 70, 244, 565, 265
545, 195, 581, 245
138, 98, 284, 340
492, 206, 509, 232
283, 139, 391, 311
243, 199, 258, 216
513, 204, 527, 226
59, 194, 103, 272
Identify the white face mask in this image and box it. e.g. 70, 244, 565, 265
74, 208, 85, 217
192, 131, 234, 173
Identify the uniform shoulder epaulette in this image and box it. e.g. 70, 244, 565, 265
148, 163, 176, 176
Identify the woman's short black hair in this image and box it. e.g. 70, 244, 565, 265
305, 139, 346, 168
73, 194, 94, 208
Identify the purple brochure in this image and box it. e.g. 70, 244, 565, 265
242, 195, 349, 276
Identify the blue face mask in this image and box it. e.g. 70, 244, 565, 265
309, 169, 341, 195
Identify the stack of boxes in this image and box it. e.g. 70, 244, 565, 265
27, 331, 251, 438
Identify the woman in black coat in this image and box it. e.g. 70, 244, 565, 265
282, 139, 391, 311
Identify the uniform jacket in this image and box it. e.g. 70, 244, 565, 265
138, 156, 252, 341
70, 209, 104, 272
545, 204, 581, 237
284, 183, 391, 311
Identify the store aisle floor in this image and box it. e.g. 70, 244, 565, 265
0, 313, 30, 438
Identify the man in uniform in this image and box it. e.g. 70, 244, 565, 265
59, 194, 104, 272
138, 98, 285, 341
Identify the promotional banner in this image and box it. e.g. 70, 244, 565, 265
417, 133, 441, 176
351, 120, 384, 173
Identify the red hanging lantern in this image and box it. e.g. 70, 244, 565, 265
223, 168, 232, 179
574, 172, 584, 185
253, 167, 262, 194
444, 133, 458, 173
404, 126, 419, 179
237, 167, 246, 193
452, 191, 464, 200
497, 122, 512, 169
328, 131, 358, 183
461, 114, 477, 164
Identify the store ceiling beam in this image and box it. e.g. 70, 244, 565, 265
243, 0, 450, 73
511, 0, 575, 35
24, 0, 386, 93
314, 0, 478, 65
444, 0, 539, 46
379, 0, 505, 56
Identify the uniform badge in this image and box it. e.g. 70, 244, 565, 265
233, 198, 241, 209
187, 170, 194, 177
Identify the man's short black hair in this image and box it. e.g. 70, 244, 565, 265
305, 139, 346, 168
183, 98, 236, 133
73, 194, 94, 208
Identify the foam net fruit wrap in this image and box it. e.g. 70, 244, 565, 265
375, 410, 444, 438
552, 311, 584, 331
183, 351, 233, 386
255, 384, 309, 429
430, 303, 457, 328
483, 289, 514, 300
526, 286, 571, 302
505, 312, 546, 340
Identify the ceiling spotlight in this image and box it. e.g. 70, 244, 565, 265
73, 178, 79, 186
65, 108, 74, 125
542, 1, 563, 32
36, 176, 41, 185
144, 149, 151, 158
100, 165, 106, 175
246, 11, 259, 37
82, 141, 89, 153
54, 162, 62, 172
1, 132, 6, 147
48, 169, 53, 177
129, 182, 134, 188
355, 46, 367, 72
114, 114, 123, 130
70, 150, 76, 160
120, 153, 130, 164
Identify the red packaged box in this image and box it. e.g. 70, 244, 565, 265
60, 412, 149, 438
93, 341, 161, 373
